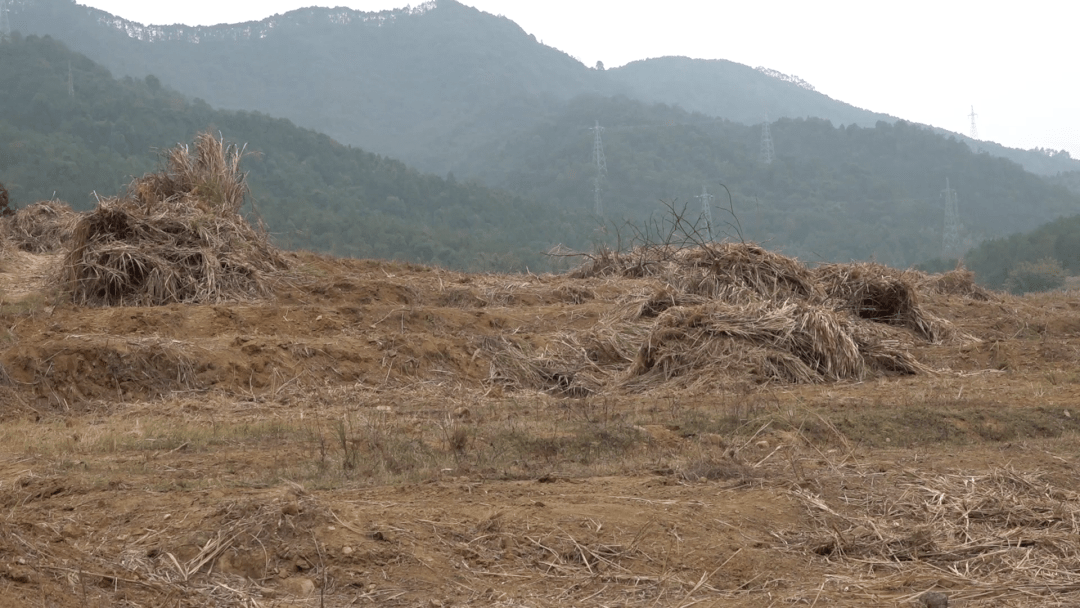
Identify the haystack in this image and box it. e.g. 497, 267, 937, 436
917, 265, 993, 301
61, 132, 286, 306
4, 200, 80, 253
570, 242, 821, 301
487, 243, 950, 393
629, 300, 866, 382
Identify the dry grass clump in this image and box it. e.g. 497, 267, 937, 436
3, 200, 80, 253
918, 265, 994, 300
814, 262, 951, 342
60, 132, 286, 306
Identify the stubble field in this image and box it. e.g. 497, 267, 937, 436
3, 240, 1080, 608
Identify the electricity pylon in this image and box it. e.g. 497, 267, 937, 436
696, 185, 715, 241
0, 0, 11, 40
590, 120, 607, 217
942, 177, 961, 257
759, 113, 775, 164
968, 106, 978, 139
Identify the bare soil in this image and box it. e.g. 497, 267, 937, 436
3, 251, 1080, 607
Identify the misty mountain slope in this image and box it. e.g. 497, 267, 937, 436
0, 34, 594, 270
457, 95, 1080, 267
7, 0, 602, 173
11, 0, 1075, 179
606, 57, 891, 128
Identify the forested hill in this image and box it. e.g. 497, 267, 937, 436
457, 96, 1080, 268
6, 0, 601, 173
0, 34, 595, 271
10, 0, 1077, 178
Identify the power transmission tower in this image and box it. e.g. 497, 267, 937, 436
968, 106, 978, 139
590, 120, 607, 217
696, 185, 715, 241
68, 62, 74, 98
0, 0, 11, 41
759, 113, 775, 164
942, 177, 961, 257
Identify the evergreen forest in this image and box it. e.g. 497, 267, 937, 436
0, 34, 595, 271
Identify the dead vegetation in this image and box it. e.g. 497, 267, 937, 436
59, 132, 286, 306
5, 232, 1080, 606
10, 160, 1080, 606
486, 241, 972, 396
795, 465, 1080, 605
2, 200, 80, 253
918, 264, 993, 300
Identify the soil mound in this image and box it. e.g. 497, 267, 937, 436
60, 132, 286, 306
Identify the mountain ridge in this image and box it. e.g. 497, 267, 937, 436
11, 0, 1075, 178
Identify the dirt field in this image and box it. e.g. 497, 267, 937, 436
3, 248, 1080, 607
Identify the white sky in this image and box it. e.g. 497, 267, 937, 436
77, 0, 1080, 162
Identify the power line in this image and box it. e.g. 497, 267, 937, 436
942, 177, 961, 258
590, 120, 607, 217
696, 185, 715, 241
968, 106, 978, 140
759, 113, 775, 164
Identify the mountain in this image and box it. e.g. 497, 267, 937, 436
0, 34, 594, 271
605, 57, 892, 128
457, 95, 1080, 268
10, 0, 1077, 178
3, 31, 1078, 275
6, 0, 601, 173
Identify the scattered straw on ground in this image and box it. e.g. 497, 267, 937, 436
792, 465, 1080, 604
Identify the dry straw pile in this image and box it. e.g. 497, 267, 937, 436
917, 264, 993, 300
3, 200, 80, 254
488, 243, 969, 393
61, 132, 286, 306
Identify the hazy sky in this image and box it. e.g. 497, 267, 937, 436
76, 1, 1080, 162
